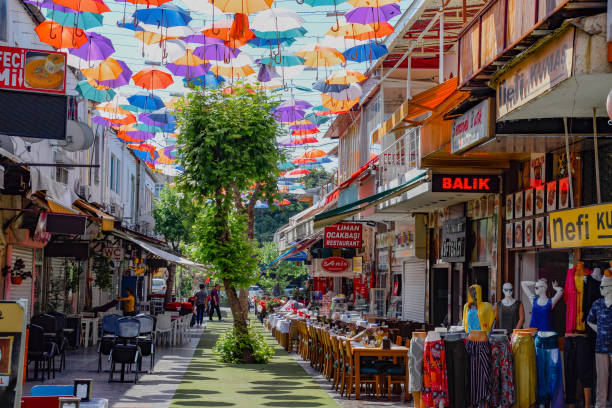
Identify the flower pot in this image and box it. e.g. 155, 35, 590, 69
11, 276, 22, 285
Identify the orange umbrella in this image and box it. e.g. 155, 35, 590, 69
126, 0, 171, 5
81, 58, 123, 82
292, 128, 319, 136
54, 0, 111, 13
132, 68, 174, 90
35, 21, 88, 49
303, 149, 326, 158
322, 93, 359, 111
326, 69, 367, 84
106, 112, 137, 126
346, 22, 394, 40
134, 31, 180, 45
202, 20, 255, 44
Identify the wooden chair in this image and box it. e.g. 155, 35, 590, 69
343, 340, 380, 399
322, 331, 333, 380
384, 338, 409, 399
331, 336, 342, 391
308, 325, 318, 368
395, 335, 403, 346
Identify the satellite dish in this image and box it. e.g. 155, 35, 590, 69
0, 136, 15, 155
59, 120, 94, 152
20, 137, 44, 144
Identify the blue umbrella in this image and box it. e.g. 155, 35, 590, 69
343, 41, 388, 63
249, 37, 296, 48
316, 157, 333, 164
134, 4, 192, 28
312, 80, 348, 93
278, 162, 294, 170
127, 92, 165, 111
260, 55, 305, 67
252, 27, 307, 40
304, 112, 331, 125
144, 110, 176, 125
75, 81, 116, 103
254, 201, 269, 209
183, 72, 225, 88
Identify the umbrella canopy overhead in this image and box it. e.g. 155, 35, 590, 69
68, 32, 115, 61
295, 44, 345, 67
35, 21, 88, 49
132, 68, 174, 89
209, 0, 274, 14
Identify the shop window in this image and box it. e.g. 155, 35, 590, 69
110, 154, 120, 193
581, 142, 612, 205
0, 0, 7, 43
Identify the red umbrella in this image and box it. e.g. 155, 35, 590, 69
287, 168, 311, 176
278, 199, 291, 206
291, 128, 320, 136
292, 157, 316, 164
35, 21, 88, 49
290, 137, 319, 145
132, 68, 174, 90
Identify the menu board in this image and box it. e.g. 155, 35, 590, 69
0, 301, 27, 408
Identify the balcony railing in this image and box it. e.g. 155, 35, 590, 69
377, 127, 420, 189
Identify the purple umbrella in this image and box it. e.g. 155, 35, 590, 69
345, 4, 401, 24
276, 98, 313, 112
182, 34, 224, 45
24, 0, 74, 12
163, 145, 176, 159
193, 44, 240, 61
121, 130, 155, 141
92, 116, 116, 127
98, 59, 132, 88
274, 109, 306, 123
257, 64, 277, 82
165, 63, 209, 78
69, 32, 115, 61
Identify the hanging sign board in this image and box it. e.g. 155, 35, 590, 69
313, 257, 353, 277
549, 203, 612, 248
432, 174, 500, 194
441, 217, 468, 262
451, 98, 493, 153
323, 223, 362, 248
103, 246, 124, 261
0, 300, 27, 408
0, 46, 67, 94
353, 256, 362, 273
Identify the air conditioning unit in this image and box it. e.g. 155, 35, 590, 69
107, 203, 122, 220
78, 185, 91, 199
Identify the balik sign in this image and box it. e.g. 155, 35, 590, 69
321, 257, 350, 273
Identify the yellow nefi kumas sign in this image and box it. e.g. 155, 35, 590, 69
549, 203, 612, 248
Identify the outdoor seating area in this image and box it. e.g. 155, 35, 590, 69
266, 311, 434, 403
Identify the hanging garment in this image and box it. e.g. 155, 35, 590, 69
497, 300, 522, 333
409, 336, 425, 393
564, 334, 595, 404
535, 333, 563, 408
511, 334, 537, 408
444, 337, 468, 408
423, 339, 449, 407
529, 297, 553, 331
462, 284, 495, 333
582, 274, 602, 334
465, 339, 492, 406
564, 266, 590, 333
489, 335, 516, 408
595, 353, 612, 408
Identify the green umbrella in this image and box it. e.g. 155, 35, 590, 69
44, 9, 104, 30
75, 80, 116, 102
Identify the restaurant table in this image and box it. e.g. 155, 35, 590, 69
350, 341, 410, 401
81, 398, 108, 408
80, 317, 99, 347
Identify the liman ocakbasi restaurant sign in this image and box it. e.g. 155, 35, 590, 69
324, 223, 362, 248
550, 203, 612, 248
0, 46, 67, 94
432, 174, 500, 194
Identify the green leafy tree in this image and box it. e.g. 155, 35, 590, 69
176, 85, 283, 361
258, 242, 308, 294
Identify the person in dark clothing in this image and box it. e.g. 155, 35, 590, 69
194, 284, 208, 327
209, 284, 222, 321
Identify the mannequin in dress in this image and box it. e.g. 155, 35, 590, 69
521, 278, 563, 331
495, 283, 524, 333
587, 277, 612, 408
462, 284, 495, 333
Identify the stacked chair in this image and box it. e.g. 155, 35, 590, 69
135, 314, 155, 372
98, 314, 121, 373
108, 317, 141, 383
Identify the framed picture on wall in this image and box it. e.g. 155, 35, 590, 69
524, 188, 534, 217
535, 185, 545, 214
524, 219, 534, 247
514, 191, 524, 219
535, 217, 545, 246
514, 221, 523, 248
546, 180, 557, 212
505, 194, 514, 220
558, 177, 570, 209
546, 215, 551, 245
505, 223, 514, 249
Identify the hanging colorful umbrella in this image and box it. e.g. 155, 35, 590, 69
81, 58, 123, 82
165, 51, 209, 78
209, 52, 254, 77
289, 123, 317, 131
278, 162, 294, 170
193, 43, 240, 61
292, 128, 319, 136
287, 168, 311, 176
326, 69, 367, 84
251, 8, 305, 39
128, 143, 157, 159
97, 59, 132, 88
316, 157, 333, 164
326, 19, 374, 38
295, 43, 345, 67
182, 33, 224, 45
343, 41, 388, 62
132, 68, 174, 89
53, 0, 110, 13
254, 201, 269, 209
75, 79, 116, 102
117, 129, 155, 142
346, 21, 394, 40
208, 0, 273, 14
134, 31, 180, 45
142, 39, 188, 62
304, 148, 327, 158
259, 55, 305, 67
277, 199, 292, 206
134, 4, 192, 28
156, 148, 176, 164
347, 0, 399, 7
345, 4, 400, 24
321, 93, 359, 111
292, 157, 316, 164
274, 109, 306, 123
183, 72, 226, 88
176, 0, 221, 14
116, 0, 171, 5
312, 79, 348, 93
304, 112, 331, 125
68, 32, 114, 62
326, 83, 363, 100
248, 37, 296, 48
35, 21, 88, 49
276, 98, 313, 112
202, 20, 255, 45
127, 92, 165, 111
43, 9, 103, 30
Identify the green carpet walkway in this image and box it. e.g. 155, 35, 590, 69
170, 314, 339, 408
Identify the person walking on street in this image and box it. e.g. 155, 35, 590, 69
209, 283, 222, 321
117, 288, 136, 317
194, 284, 208, 327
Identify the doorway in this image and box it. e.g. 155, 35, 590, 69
430, 266, 449, 326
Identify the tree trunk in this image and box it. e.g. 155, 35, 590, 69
239, 289, 249, 321
165, 263, 175, 303
223, 278, 255, 363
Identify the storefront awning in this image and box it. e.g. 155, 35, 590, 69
261, 232, 322, 271
313, 172, 428, 229
74, 200, 115, 231
116, 231, 202, 269
371, 77, 459, 144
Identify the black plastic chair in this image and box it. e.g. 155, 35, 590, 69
98, 314, 121, 372
135, 314, 155, 372
109, 318, 141, 383
31, 314, 68, 373
26, 324, 57, 382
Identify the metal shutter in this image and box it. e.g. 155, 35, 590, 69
402, 261, 426, 322
48, 257, 67, 310
9, 246, 34, 321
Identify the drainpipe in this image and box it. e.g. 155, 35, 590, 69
136, 161, 141, 224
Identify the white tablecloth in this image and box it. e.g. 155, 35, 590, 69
81, 398, 108, 408
275, 319, 290, 334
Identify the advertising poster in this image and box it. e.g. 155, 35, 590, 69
0, 46, 67, 94
0, 301, 27, 408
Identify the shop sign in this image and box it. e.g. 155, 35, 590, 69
0, 46, 67, 94
441, 217, 467, 262
495, 28, 574, 119
432, 174, 500, 194
103, 246, 124, 261
376, 232, 394, 249
451, 99, 492, 153
377, 250, 389, 270
549, 203, 612, 248
353, 256, 362, 273
321, 257, 350, 273
530, 153, 546, 187
0, 301, 27, 407
323, 223, 362, 248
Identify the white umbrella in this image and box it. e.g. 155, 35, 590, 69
252, 8, 304, 32
142, 39, 189, 62
326, 83, 363, 101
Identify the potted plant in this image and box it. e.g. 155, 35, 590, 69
2, 258, 31, 285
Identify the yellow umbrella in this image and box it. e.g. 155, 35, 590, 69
321, 93, 359, 111
295, 44, 345, 67
347, 0, 399, 6
326, 21, 373, 38
134, 31, 180, 45
208, 0, 273, 14
286, 119, 313, 126
81, 58, 123, 82
211, 64, 254, 77
172, 49, 206, 66
326, 69, 367, 84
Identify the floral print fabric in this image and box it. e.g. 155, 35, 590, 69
489, 336, 516, 408
423, 339, 449, 407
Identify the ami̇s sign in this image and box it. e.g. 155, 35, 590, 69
549, 203, 612, 248
324, 223, 362, 248
321, 257, 350, 273
432, 174, 500, 194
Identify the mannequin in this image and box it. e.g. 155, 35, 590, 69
410, 331, 427, 408
587, 277, 612, 408
521, 278, 563, 331
495, 283, 525, 333
463, 284, 495, 333
564, 261, 591, 333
